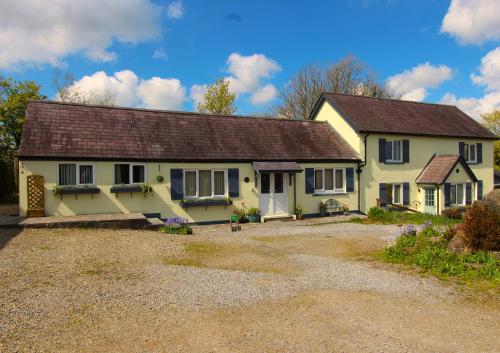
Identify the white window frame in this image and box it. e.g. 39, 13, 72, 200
424, 188, 435, 207
183, 169, 228, 199
450, 183, 465, 206
463, 143, 477, 164
313, 168, 346, 194
57, 162, 96, 187
386, 140, 402, 163
113, 163, 147, 185
392, 183, 403, 205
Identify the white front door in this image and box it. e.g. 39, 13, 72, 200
259, 172, 289, 217
423, 187, 436, 214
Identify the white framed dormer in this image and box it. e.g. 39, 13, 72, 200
385, 140, 402, 163
113, 163, 147, 185
183, 169, 228, 199
314, 168, 346, 194
57, 162, 96, 187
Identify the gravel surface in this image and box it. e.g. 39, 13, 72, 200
0, 220, 497, 353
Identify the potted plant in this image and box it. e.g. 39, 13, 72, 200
246, 207, 261, 223
319, 201, 327, 217
341, 203, 349, 215
233, 202, 248, 223
294, 205, 304, 220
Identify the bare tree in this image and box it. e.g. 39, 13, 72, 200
53, 71, 116, 106
272, 55, 394, 120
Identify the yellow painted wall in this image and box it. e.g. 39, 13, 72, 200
313, 100, 364, 155
361, 134, 493, 213
312, 101, 495, 214
19, 160, 359, 222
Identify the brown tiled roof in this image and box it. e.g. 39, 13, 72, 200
252, 161, 303, 173
315, 93, 498, 139
416, 154, 477, 184
18, 100, 360, 162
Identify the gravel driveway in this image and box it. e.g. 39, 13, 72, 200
0, 220, 498, 353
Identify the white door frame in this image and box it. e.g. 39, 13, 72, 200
259, 172, 289, 217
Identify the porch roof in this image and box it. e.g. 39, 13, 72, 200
415, 154, 478, 185
252, 161, 303, 173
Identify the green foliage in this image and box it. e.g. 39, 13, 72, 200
159, 224, 193, 235
294, 205, 304, 216
140, 183, 153, 195
382, 224, 500, 284
460, 201, 500, 251
233, 202, 248, 223
481, 110, 500, 169
365, 207, 459, 226
247, 207, 260, 216
156, 175, 164, 183
197, 78, 236, 115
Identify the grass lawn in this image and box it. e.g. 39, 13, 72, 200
351, 207, 462, 226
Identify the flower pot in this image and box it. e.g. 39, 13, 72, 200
247, 214, 260, 223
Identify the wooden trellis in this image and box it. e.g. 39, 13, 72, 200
27, 175, 45, 217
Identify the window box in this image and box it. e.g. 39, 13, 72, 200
59, 187, 100, 195
110, 185, 142, 193
180, 198, 232, 209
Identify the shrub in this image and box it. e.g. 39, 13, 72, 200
233, 202, 248, 223
246, 207, 260, 216
441, 207, 466, 219
160, 217, 192, 235
368, 207, 385, 219
460, 201, 500, 251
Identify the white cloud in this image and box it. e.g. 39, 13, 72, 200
66, 70, 186, 110
441, 0, 500, 45
250, 84, 278, 104
167, 0, 184, 19
441, 47, 500, 120
387, 63, 453, 101
471, 47, 500, 91
189, 84, 208, 108
153, 48, 168, 61
225, 53, 281, 95
0, 0, 162, 69
440, 91, 500, 120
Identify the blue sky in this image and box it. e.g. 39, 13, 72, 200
1, 0, 499, 119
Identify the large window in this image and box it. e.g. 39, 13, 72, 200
58, 163, 95, 186
386, 140, 402, 163
184, 170, 227, 198
114, 163, 146, 185
450, 183, 465, 206
463, 143, 477, 163
314, 168, 345, 193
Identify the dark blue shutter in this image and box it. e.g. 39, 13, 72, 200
379, 183, 387, 206
477, 180, 483, 200
403, 140, 410, 163
444, 183, 451, 207
465, 182, 472, 205
459, 142, 465, 158
403, 183, 410, 206
477, 143, 482, 164
305, 168, 314, 194
170, 169, 183, 200
379, 139, 386, 163
228, 168, 239, 198
346, 168, 354, 192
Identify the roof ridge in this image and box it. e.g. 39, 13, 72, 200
29, 99, 328, 124
324, 92, 458, 108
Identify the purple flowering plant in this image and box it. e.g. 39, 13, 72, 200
400, 224, 417, 237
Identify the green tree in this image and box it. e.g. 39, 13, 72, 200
197, 79, 236, 115
271, 55, 393, 120
0, 77, 46, 149
480, 110, 500, 170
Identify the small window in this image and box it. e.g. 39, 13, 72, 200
58, 163, 95, 186
425, 188, 435, 206
450, 183, 465, 206
274, 173, 284, 193
324, 169, 334, 190
213, 171, 225, 196
261, 173, 270, 194
114, 163, 146, 185
314, 170, 323, 190
464, 143, 477, 163
386, 140, 402, 163
184, 171, 197, 197
393, 184, 402, 204
334, 169, 344, 191
199, 170, 212, 197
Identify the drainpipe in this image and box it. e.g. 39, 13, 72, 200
293, 173, 297, 214
356, 133, 370, 214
